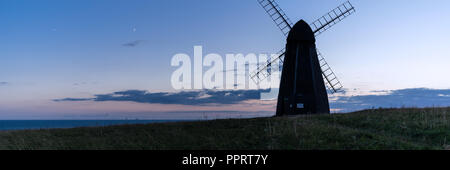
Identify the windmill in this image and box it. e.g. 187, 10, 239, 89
251, 0, 355, 116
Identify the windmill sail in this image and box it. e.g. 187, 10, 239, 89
317, 50, 343, 93
311, 1, 356, 37
250, 49, 285, 83
252, 0, 355, 93
257, 0, 294, 36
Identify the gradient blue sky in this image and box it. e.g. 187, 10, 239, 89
1, 0, 449, 119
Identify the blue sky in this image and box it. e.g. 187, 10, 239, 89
0, 0, 449, 119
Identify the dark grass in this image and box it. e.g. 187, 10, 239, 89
0, 107, 449, 150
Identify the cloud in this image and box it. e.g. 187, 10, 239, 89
122, 40, 145, 47
54, 89, 270, 106
54, 98, 93, 102
330, 88, 450, 112
54, 88, 450, 113
0, 82, 8, 86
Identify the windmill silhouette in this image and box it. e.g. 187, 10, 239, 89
251, 0, 356, 116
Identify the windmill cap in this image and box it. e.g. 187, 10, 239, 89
287, 20, 316, 42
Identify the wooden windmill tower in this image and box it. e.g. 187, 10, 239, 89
251, 0, 356, 116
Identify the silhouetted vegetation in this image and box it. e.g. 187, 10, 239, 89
0, 107, 449, 150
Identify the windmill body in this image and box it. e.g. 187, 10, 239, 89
276, 20, 329, 116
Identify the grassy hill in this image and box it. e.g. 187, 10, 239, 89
0, 107, 449, 150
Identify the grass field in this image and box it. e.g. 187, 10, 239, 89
0, 107, 449, 150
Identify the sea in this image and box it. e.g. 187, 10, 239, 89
0, 120, 187, 131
